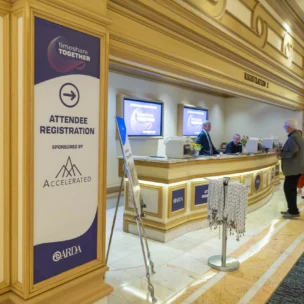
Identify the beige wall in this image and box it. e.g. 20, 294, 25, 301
108, 72, 303, 188
107, 72, 226, 187
223, 97, 303, 143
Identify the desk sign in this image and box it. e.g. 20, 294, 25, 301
33, 17, 100, 284
171, 188, 185, 212
194, 184, 209, 206
255, 174, 261, 191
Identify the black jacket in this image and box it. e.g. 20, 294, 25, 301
225, 141, 242, 154
195, 130, 219, 155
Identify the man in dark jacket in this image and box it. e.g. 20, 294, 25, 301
225, 134, 242, 154
195, 121, 219, 155
277, 119, 304, 218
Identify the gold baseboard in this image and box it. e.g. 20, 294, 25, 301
106, 185, 123, 196
0, 267, 113, 304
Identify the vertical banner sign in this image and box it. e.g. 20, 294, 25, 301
34, 18, 100, 284
115, 116, 142, 212
171, 188, 185, 212
194, 184, 209, 206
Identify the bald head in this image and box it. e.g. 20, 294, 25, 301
284, 119, 298, 134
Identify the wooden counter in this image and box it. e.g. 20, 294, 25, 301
119, 153, 281, 242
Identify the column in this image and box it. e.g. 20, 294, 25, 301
0, 0, 10, 296
0, 0, 113, 303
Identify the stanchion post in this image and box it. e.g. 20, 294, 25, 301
208, 177, 240, 272
221, 221, 227, 267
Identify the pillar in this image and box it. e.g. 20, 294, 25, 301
0, 0, 10, 297
0, 0, 113, 303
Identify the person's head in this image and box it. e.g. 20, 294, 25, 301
233, 134, 241, 144
283, 119, 298, 134
202, 121, 211, 132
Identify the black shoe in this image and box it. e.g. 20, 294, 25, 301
302, 196, 304, 199
283, 212, 300, 218
281, 210, 289, 215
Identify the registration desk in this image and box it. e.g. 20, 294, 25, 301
118, 153, 281, 242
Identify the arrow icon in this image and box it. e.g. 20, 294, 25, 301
63, 91, 76, 101
59, 83, 80, 108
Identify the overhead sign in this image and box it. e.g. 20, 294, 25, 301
33, 17, 100, 284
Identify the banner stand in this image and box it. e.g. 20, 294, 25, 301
106, 117, 157, 302
105, 167, 156, 275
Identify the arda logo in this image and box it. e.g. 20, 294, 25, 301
173, 197, 183, 204
52, 245, 82, 262
56, 156, 81, 178
43, 156, 91, 188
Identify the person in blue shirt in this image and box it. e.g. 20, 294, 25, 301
225, 134, 242, 154
195, 121, 219, 155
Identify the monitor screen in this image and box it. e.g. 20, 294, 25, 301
123, 98, 163, 137
182, 107, 208, 136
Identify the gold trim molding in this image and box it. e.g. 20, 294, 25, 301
184, 0, 227, 19
0, 4, 10, 294
125, 181, 163, 218
0, 268, 113, 304
108, 0, 304, 109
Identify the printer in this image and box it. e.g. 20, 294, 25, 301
164, 137, 193, 159
262, 138, 274, 150
246, 137, 259, 154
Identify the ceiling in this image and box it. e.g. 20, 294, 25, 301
266, 0, 304, 41
295, 0, 304, 12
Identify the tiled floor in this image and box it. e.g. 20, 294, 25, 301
100, 186, 304, 304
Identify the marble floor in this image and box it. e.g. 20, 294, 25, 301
101, 186, 304, 304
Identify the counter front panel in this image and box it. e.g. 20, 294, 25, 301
120, 153, 280, 242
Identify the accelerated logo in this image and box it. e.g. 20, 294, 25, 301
43, 156, 91, 188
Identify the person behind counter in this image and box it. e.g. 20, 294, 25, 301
195, 121, 219, 155
225, 134, 242, 154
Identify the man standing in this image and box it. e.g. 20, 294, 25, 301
277, 119, 304, 218
195, 121, 219, 155
225, 134, 242, 154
